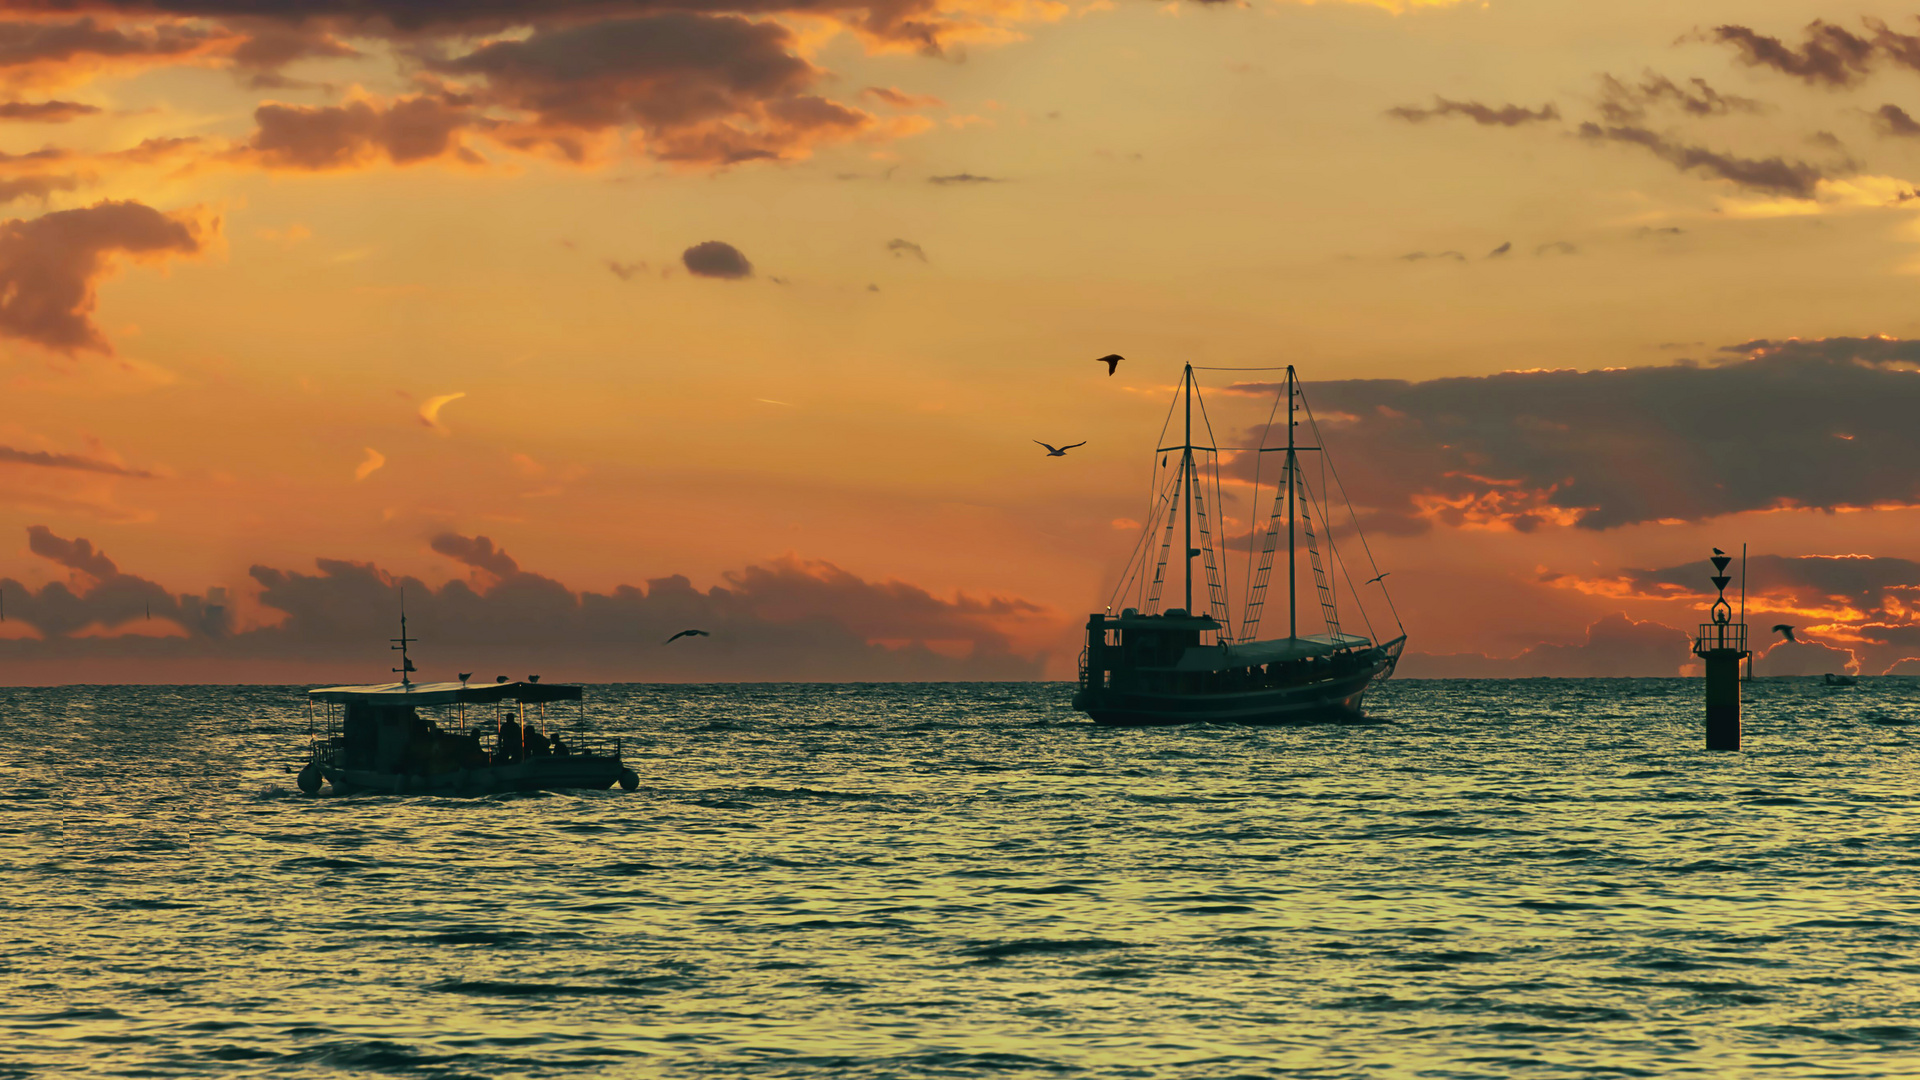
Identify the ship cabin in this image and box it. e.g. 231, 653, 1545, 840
1081, 607, 1379, 697
307, 680, 609, 776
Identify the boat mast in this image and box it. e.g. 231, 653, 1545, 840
1287, 364, 1297, 641
391, 588, 416, 689
1183, 363, 1194, 614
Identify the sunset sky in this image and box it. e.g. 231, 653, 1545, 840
7, 0, 1920, 682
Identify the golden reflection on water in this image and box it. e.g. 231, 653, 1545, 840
6, 679, 1920, 1077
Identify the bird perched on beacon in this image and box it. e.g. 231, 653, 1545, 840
1094, 353, 1122, 376
665, 629, 710, 644
1713, 548, 1726, 556
1773, 624, 1797, 642
1035, 441, 1086, 457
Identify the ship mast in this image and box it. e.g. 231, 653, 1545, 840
1287, 364, 1296, 641
1183, 364, 1194, 614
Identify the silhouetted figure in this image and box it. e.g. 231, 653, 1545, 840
1094, 353, 1122, 375
1773, 624, 1797, 643
1035, 441, 1086, 457
497, 713, 523, 763
525, 727, 551, 757
665, 629, 710, 644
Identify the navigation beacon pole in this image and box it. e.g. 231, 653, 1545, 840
1287, 365, 1297, 642
1692, 549, 1748, 751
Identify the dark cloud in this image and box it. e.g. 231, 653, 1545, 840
1597, 72, 1764, 123
27, 523, 116, 578
0, 528, 1055, 682
0, 444, 152, 477
1226, 337, 1920, 533
681, 239, 751, 279
0, 199, 203, 354
1706, 21, 1875, 87
887, 237, 925, 260
1872, 104, 1920, 138
1386, 98, 1559, 126
1401, 614, 1692, 678
1577, 122, 1825, 198
928, 172, 1000, 185
0, 99, 98, 121
235, 94, 481, 170
0, 173, 78, 202
0, 16, 225, 72
1399, 250, 1465, 262
433, 15, 871, 165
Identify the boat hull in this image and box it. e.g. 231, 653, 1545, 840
320, 754, 626, 796
1073, 667, 1385, 726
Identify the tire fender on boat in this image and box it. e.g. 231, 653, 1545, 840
618, 769, 639, 792
296, 763, 322, 795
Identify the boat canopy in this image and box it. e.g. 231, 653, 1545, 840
307, 680, 584, 706
1171, 633, 1373, 672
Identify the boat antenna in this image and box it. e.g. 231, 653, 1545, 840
391, 587, 417, 689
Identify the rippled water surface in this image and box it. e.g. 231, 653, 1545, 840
7, 678, 1920, 1078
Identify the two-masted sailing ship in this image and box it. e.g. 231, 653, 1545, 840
1072, 364, 1406, 725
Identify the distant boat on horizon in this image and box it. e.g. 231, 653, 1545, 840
1072, 364, 1406, 725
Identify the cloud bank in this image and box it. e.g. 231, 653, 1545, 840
0, 527, 1058, 683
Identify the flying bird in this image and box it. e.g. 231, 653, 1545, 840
665, 629, 710, 644
1094, 353, 1123, 376
1035, 441, 1086, 457
1773, 624, 1797, 642
1365, 572, 1391, 586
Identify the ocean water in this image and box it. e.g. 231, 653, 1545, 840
6, 678, 1920, 1079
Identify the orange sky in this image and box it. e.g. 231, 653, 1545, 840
7, 0, 1920, 682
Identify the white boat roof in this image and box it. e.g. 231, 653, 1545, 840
308, 680, 583, 705
1172, 633, 1373, 672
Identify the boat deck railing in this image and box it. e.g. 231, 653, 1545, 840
309, 731, 623, 767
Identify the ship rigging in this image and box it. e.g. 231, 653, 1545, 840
1072, 363, 1406, 725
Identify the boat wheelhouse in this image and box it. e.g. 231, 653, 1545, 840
1072, 364, 1406, 725
296, 612, 635, 796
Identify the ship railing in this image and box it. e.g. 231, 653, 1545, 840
475, 731, 624, 761
1693, 623, 1747, 655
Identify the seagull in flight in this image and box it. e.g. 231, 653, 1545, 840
1365, 572, 1391, 586
1094, 354, 1123, 376
665, 629, 710, 644
1773, 624, 1797, 642
1035, 441, 1086, 457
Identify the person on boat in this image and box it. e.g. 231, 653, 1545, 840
497, 711, 523, 763
524, 725, 551, 757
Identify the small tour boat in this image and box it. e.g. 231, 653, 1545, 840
295, 614, 636, 796
1072, 364, 1406, 725
1824, 673, 1859, 687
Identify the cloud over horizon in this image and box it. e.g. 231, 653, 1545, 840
0, 526, 1059, 682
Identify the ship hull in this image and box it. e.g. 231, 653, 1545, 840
1072, 666, 1386, 726
320, 754, 627, 796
